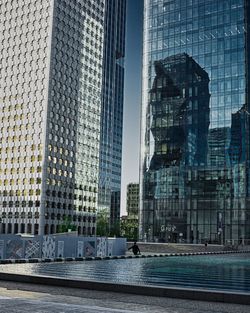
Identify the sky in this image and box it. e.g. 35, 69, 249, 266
121, 0, 144, 215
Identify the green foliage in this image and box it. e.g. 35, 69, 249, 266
57, 216, 77, 233
96, 208, 109, 236
96, 209, 121, 237
120, 218, 138, 240
109, 221, 121, 237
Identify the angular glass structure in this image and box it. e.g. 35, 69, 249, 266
98, 0, 126, 229
140, 0, 250, 244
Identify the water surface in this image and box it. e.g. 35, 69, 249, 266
1, 253, 250, 293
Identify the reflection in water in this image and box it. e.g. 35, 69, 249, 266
0, 254, 250, 292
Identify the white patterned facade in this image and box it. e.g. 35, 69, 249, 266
0, 0, 105, 235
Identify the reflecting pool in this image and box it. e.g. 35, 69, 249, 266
0, 253, 250, 293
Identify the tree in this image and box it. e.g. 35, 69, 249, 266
109, 220, 120, 237
57, 216, 77, 233
120, 218, 138, 240
96, 208, 109, 236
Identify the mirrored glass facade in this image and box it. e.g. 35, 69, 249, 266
98, 0, 126, 227
140, 0, 250, 244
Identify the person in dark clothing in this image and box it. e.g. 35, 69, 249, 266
128, 242, 141, 255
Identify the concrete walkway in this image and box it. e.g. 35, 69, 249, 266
0, 281, 249, 313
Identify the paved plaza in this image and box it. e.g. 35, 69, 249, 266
0, 281, 249, 313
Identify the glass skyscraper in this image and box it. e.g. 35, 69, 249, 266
0, 0, 105, 235
99, 0, 126, 229
140, 0, 250, 244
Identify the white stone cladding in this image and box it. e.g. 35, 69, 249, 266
0, 0, 105, 235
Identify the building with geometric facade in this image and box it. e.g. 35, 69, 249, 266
140, 0, 250, 244
0, 0, 105, 235
98, 0, 126, 230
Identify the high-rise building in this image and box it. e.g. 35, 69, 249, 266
126, 183, 139, 217
0, 0, 105, 235
140, 0, 250, 244
98, 0, 126, 228
123, 183, 139, 239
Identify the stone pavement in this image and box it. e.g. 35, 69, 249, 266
0, 281, 249, 313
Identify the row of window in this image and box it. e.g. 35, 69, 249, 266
0, 129, 38, 139
0, 135, 42, 144
45, 200, 96, 208
0, 223, 96, 236
46, 188, 97, 197
2, 71, 47, 84
44, 213, 95, 223
47, 167, 72, 178
1, 201, 40, 208
0, 112, 35, 121
45, 224, 95, 236
0, 168, 42, 176
0, 212, 95, 222
0, 202, 95, 214
0, 183, 93, 197
46, 193, 96, 203
1, 211, 39, 219
1, 103, 26, 111
0, 156, 42, 163
47, 156, 72, 166
0, 144, 42, 152
0, 177, 42, 186
0, 190, 41, 197
1, 223, 39, 235
47, 146, 73, 157
1, 181, 41, 189
45, 202, 96, 212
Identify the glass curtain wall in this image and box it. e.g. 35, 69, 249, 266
98, 0, 126, 230
140, 0, 250, 244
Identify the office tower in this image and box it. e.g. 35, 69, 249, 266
127, 183, 139, 217
98, 0, 126, 229
140, 0, 250, 244
122, 183, 139, 239
0, 0, 105, 235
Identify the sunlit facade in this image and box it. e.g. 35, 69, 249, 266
140, 0, 250, 244
0, 0, 105, 235
99, 0, 126, 228
127, 183, 139, 217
